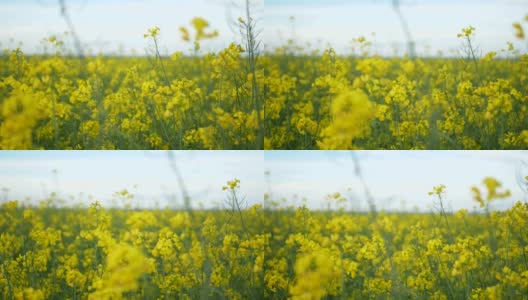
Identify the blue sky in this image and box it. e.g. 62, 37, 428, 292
1, 150, 527, 212
0, 0, 525, 56
264, 0, 527, 55
0, 0, 261, 55
0, 151, 264, 209
265, 151, 528, 212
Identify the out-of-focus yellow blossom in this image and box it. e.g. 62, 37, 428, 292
179, 27, 190, 42
89, 243, 150, 299
429, 184, 446, 196
290, 248, 341, 299
472, 177, 511, 208
223, 178, 241, 191
143, 26, 160, 38
457, 26, 476, 38
513, 22, 525, 39
318, 88, 374, 149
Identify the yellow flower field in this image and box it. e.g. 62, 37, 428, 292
0, 16, 264, 150
2, 1, 527, 300
1, 177, 527, 299
2, 21, 527, 150
264, 202, 528, 299
0, 201, 267, 299
265, 40, 528, 149
0, 45, 262, 150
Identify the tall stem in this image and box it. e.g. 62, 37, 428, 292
392, 0, 415, 58
244, 0, 263, 149
58, 0, 84, 57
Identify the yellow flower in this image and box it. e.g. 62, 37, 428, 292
143, 26, 160, 38
191, 17, 219, 41
428, 184, 446, 196
318, 88, 374, 149
457, 26, 476, 38
223, 178, 241, 191
179, 27, 190, 41
471, 186, 484, 207
513, 22, 525, 39
89, 243, 150, 299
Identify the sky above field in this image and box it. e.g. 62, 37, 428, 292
0, 0, 262, 55
0, 0, 525, 56
264, 0, 528, 55
1, 151, 527, 211
0, 151, 264, 209
265, 151, 528, 212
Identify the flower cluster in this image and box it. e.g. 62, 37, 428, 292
1, 175, 527, 299
264, 26, 528, 149
1, 19, 261, 149
0, 199, 266, 299
263, 186, 528, 299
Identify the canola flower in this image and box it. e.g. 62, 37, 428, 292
0, 180, 267, 299
264, 25, 528, 150
262, 177, 528, 299
1, 177, 527, 299
471, 177, 512, 209
223, 178, 241, 191
457, 26, 476, 38
0, 18, 261, 150
179, 17, 219, 53
143, 26, 160, 39
2, 23, 527, 150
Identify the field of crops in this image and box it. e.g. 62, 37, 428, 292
0, 202, 267, 300
265, 201, 528, 299
2, 1, 528, 300
1, 25, 527, 150
0, 45, 263, 150
1, 177, 527, 299
265, 37, 528, 149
